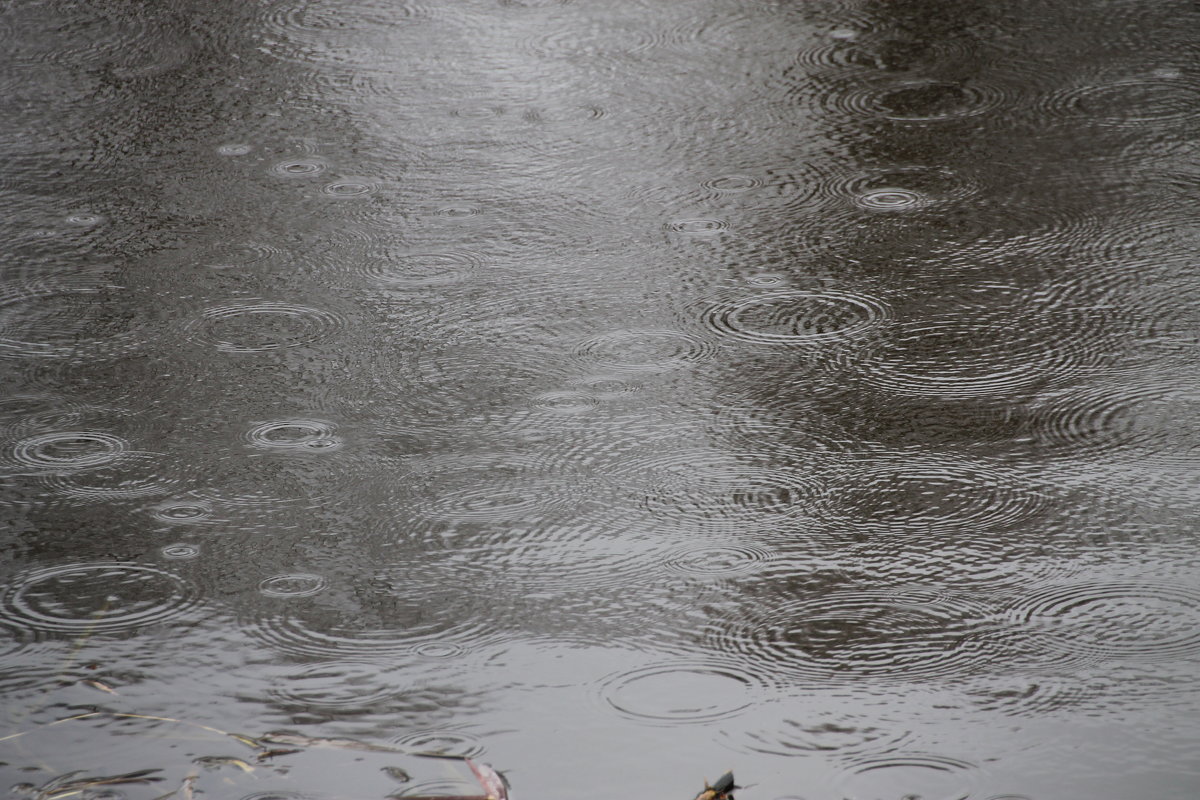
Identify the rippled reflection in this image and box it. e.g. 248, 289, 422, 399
3, 0, 1200, 796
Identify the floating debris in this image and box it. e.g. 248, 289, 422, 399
694, 771, 737, 800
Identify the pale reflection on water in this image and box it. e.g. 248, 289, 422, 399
2, 0, 1200, 798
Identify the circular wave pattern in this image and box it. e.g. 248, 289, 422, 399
1019, 383, 1194, 462
833, 166, 977, 211
0, 395, 86, 438
825, 457, 1048, 534
270, 158, 327, 178
597, 660, 763, 725
529, 390, 601, 415
1006, 582, 1200, 661
816, 77, 1006, 122
701, 174, 762, 193
390, 729, 485, 758
259, 573, 328, 598
573, 328, 717, 373
1, 563, 199, 634
868, 79, 1006, 121
705, 589, 997, 682
40, 452, 179, 500
161, 543, 200, 560
616, 452, 822, 524
852, 313, 1109, 398
364, 250, 482, 288
665, 218, 729, 236
186, 301, 345, 353
148, 499, 216, 525
245, 419, 341, 452
722, 707, 913, 758
833, 753, 981, 800
10, 431, 128, 471
258, 0, 434, 66
701, 289, 891, 345
322, 177, 378, 197
1045, 79, 1200, 125
269, 661, 399, 710
664, 544, 776, 577
0, 282, 147, 360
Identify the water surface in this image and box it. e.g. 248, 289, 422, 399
3, 0, 1200, 798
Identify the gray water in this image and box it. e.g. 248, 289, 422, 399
2, 0, 1200, 798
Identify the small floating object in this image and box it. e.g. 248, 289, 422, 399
694, 771, 737, 800
466, 758, 510, 800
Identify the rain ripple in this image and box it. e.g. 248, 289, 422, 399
833, 753, 982, 800
826, 166, 979, 211
6, 430, 128, 472
1041, 77, 1200, 126
245, 419, 343, 453
596, 658, 765, 725
572, 328, 717, 373
39, 451, 180, 501
0, 563, 200, 635
0, 280, 151, 361
184, 300, 346, 353
850, 311, 1113, 398
701, 289, 891, 345
824, 456, 1050, 535
703, 589, 1000, 683
362, 249, 483, 289
1005, 582, 1200, 662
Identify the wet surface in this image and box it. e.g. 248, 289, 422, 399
3, 0, 1200, 798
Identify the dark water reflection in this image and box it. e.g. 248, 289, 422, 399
3, 0, 1200, 798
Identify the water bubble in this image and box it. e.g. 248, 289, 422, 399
185, 300, 345, 353
0, 563, 200, 634
161, 543, 200, 560
701, 289, 891, 345
270, 158, 327, 177
217, 143, 253, 156
597, 660, 763, 725
10, 431, 128, 471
